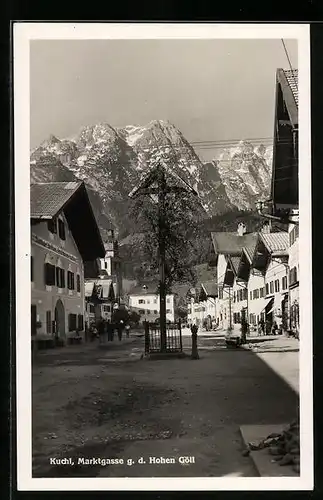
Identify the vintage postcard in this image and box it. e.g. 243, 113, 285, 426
14, 22, 312, 490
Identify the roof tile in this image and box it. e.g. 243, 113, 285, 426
30, 182, 82, 218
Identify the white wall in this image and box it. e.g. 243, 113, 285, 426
232, 277, 247, 333
265, 258, 289, 328
216, 254, 231, 330
129, 293, 174, 323
31, 214, 85, 341
248, 271, 266, 330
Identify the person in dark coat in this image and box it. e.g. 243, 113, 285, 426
117, 321, 124, 341
97, 317, 105, 343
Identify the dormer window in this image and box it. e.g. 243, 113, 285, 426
58, 219, 66, 240
48, 218, 57, 234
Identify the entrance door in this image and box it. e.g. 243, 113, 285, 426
31, 305, 37, 337
54, 299, 65, 340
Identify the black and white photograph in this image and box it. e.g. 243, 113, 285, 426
14, 23, 312, 491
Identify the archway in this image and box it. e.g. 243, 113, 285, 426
54, 299, 65, 340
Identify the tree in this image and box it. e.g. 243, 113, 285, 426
129, 148, 205, 293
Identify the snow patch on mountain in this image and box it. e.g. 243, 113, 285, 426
30, 120, 273, 235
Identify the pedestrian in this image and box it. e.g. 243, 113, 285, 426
191, 323, 199, 360
107, 320, 112, 342
97, 317, 105, 344
125, 324, 130, 338
117, 321, 123, 341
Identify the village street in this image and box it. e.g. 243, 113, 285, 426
32, 332, 299, 478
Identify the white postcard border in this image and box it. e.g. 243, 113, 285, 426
14, 22, 313, 491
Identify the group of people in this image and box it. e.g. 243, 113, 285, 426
88, 318, 131, 343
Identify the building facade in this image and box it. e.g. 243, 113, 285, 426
288, 210, 300, 335
30, 182, 105, 345
128, 284, 175, 324
211, 226, 258, 332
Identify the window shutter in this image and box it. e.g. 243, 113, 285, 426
77, 274, 81, 292
46, 311, 51, 333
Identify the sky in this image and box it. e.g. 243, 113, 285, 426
30, 38, 297, 160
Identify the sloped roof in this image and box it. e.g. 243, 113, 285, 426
211, 232, 258, 256
260, 232, 289, 253
129, 282, 160, 296
100, 279, 114, 299
277, 68, 298, 127
243, 242, 257, 264
30, 181, 82, 218
201, 280, 218, 297
228, 256, 240, 275
30, 182, 105, 261
283, 69, 298, 107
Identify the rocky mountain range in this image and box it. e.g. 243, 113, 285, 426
30, 120, 273, 239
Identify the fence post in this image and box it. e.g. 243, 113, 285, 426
178, 318, 183, 352
144, 321, 149, 354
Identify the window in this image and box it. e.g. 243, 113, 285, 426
147, 310, 151, 315
243, 288, 248, 300
46, 311, 51, 333
289, 225, 299, 247
31, 256, 34, 282
260, 287, 264, 298
282, 276, 288, 290
67, 271, 75, 290
166, 298, 170, 304
56, 267, 65, 288
77, 314, 84, 331
77, 274, 81, 292
58, 219, 66, 240
269, 281, 274, 294
47, 218, 57, 234
250, 291, 252, 301
154, 299, 157, 304
103, 305, 110, 312
139, 309, 145, 315
147, 300, 150, 304
154, 310, 158, 314
289, 267, 298, 285
68, 314, 77, 331
138, 299, 145, 304
89, 304, 95, 313
166, 309, 171, 313
266, 283, 269, 295
218, 288, 223, 300
44, 263, 56, 286
105, 262, 108, 269
274, 279, 280, 293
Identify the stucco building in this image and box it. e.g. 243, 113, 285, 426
30, 181, 105, 346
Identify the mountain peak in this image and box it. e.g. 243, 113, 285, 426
41, 134, 60, 147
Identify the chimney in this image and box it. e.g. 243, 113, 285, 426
237, 223, 247, 236
261, 222, 271, 234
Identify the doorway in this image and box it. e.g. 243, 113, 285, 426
54, 299, 65, 341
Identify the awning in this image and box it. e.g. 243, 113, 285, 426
267, 306, 274, 314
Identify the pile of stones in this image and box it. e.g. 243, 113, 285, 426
246, 420, 300, 474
